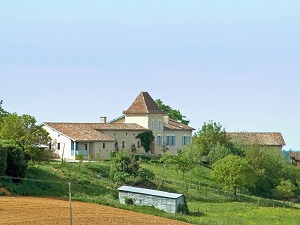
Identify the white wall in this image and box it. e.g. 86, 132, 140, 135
119, 191, 180, 213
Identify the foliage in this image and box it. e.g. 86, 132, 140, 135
0, 113, 51, 161
131, 144, 136, 153
110, 151, 139, 184
138, 168, 155, 181
1, 161, 300, 225
272, 180, 295, 204
125, 197, 134, 205
171, 148, 194, 179
0, 100, 9, 123
208, 143, 232, 164
155, 99, 190, 125
135, 131, 154, 153
245, 144, 285, 197
0, 142, 8, 175
193, 121, 234, 158
4, 141, 28, 178
212, 154, 256, 195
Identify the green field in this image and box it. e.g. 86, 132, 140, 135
1, 160, 300, 224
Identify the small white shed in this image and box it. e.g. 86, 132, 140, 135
117, 185, 185, 213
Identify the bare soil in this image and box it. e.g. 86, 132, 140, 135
0, 196, 190, 225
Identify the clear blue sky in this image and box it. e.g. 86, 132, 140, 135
0, 1, 299, 150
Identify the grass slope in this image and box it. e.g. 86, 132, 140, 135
0, 160, 300, 224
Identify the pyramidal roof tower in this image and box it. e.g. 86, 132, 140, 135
123, 92, 164, 114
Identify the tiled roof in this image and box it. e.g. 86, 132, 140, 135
290, 152, 300, 161
43, 122, 148, 141
43, 123, 114, 141
123, 92, 164, 114
164, 119, 195, 130
95, 123, 148, 131
227, 132, 285, 146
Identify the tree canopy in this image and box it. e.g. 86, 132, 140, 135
155, 99, 190, 125
212, 154, 256, 195
192, 121, 234, 158
0, 100, 9, 123
0, 113, 51, 161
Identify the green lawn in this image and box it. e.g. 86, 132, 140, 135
1, 160, 300, 224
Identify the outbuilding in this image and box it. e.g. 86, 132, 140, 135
117, 185, 185, 213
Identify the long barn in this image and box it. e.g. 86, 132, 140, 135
118, 186, 185, 213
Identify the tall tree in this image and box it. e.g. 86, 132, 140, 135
155, 99, 190, 125
193, 121, 234, 158
0, 113, 51, 161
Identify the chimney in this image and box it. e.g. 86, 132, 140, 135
164, 115, 169, 124
100, 116, 107, 123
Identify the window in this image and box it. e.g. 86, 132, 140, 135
84, 144, 88, 150
182, 135, 191, 146
151, 119, 154, 131
103, 143, 105, 149
137, 141, 140, 148
48, 142, 52, 150
157, 120, 162, 132
170, 135, 176, 146
71, 141, 74, 156
166, 136, 170, 145
122, 140, 125, 148
157, 135, 162, 146
57, 143, 60, 150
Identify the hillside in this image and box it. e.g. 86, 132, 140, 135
1, 161, 300, 224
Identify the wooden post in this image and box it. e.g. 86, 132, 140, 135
69, 182, 72, 225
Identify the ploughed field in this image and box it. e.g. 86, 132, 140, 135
0, 196, 189, 225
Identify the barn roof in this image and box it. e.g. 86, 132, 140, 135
118, 186, 182, 199
227, 132, 285, 146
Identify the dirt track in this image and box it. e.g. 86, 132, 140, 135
0, 196, 190, 225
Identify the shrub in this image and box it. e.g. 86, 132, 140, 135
6, 144, 28, 178
0, 144, 8, 175
138, 168, 155, 181
125, 197, 134, 205
138, 154, 151, 162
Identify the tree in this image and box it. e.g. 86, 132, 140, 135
155, 99, 190, 125
273, 180, 295, 206
172, 148, 194, 179
208, 143, 232, 164
212, 154, 256, 195
0, 100, 9, 123
193, 121, 234, 158
110, 151, 139, 184
245, 144, 285, 197
0, 113, 51, 161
